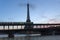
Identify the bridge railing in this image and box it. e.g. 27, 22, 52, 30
0, 24, 60, 30
33, 25, 60, 29
0, 25, 25, 30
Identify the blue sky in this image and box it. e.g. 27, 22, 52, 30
0, 0, 60, 23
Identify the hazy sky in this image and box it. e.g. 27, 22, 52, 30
0, 0, 60, 23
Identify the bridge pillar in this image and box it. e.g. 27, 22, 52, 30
8, 34, 14, 38
52, 31, 55, 35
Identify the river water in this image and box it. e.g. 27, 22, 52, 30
0, 34, 60, 40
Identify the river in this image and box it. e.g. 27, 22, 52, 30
0, 34, 60, 40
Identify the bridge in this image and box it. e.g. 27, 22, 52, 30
0, 3, 60, 38
0, 22, 60, 37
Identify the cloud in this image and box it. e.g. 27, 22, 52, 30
48, 18, 60, 23
47, 14, 60, 23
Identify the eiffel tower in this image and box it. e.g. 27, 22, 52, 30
24, 3, 33, 29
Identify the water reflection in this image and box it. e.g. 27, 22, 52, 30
0, 35, 60, 40
24, 36, 31, 40
0, 36, 40, 40
0, 36, 32, 40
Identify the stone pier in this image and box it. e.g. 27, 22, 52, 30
8, 34, 14, 38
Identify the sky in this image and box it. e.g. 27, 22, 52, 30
0, 0, 60, 23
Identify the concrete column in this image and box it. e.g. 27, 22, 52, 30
3, 25, 5, 30
12, 25, 14, 29
8, 25, 9, 30
52, 31, 55, 35
17, 25, 18, 29
35, 25, 37, 28
21, 25, 22, 29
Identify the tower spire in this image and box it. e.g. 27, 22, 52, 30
26, 3, 31, 22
